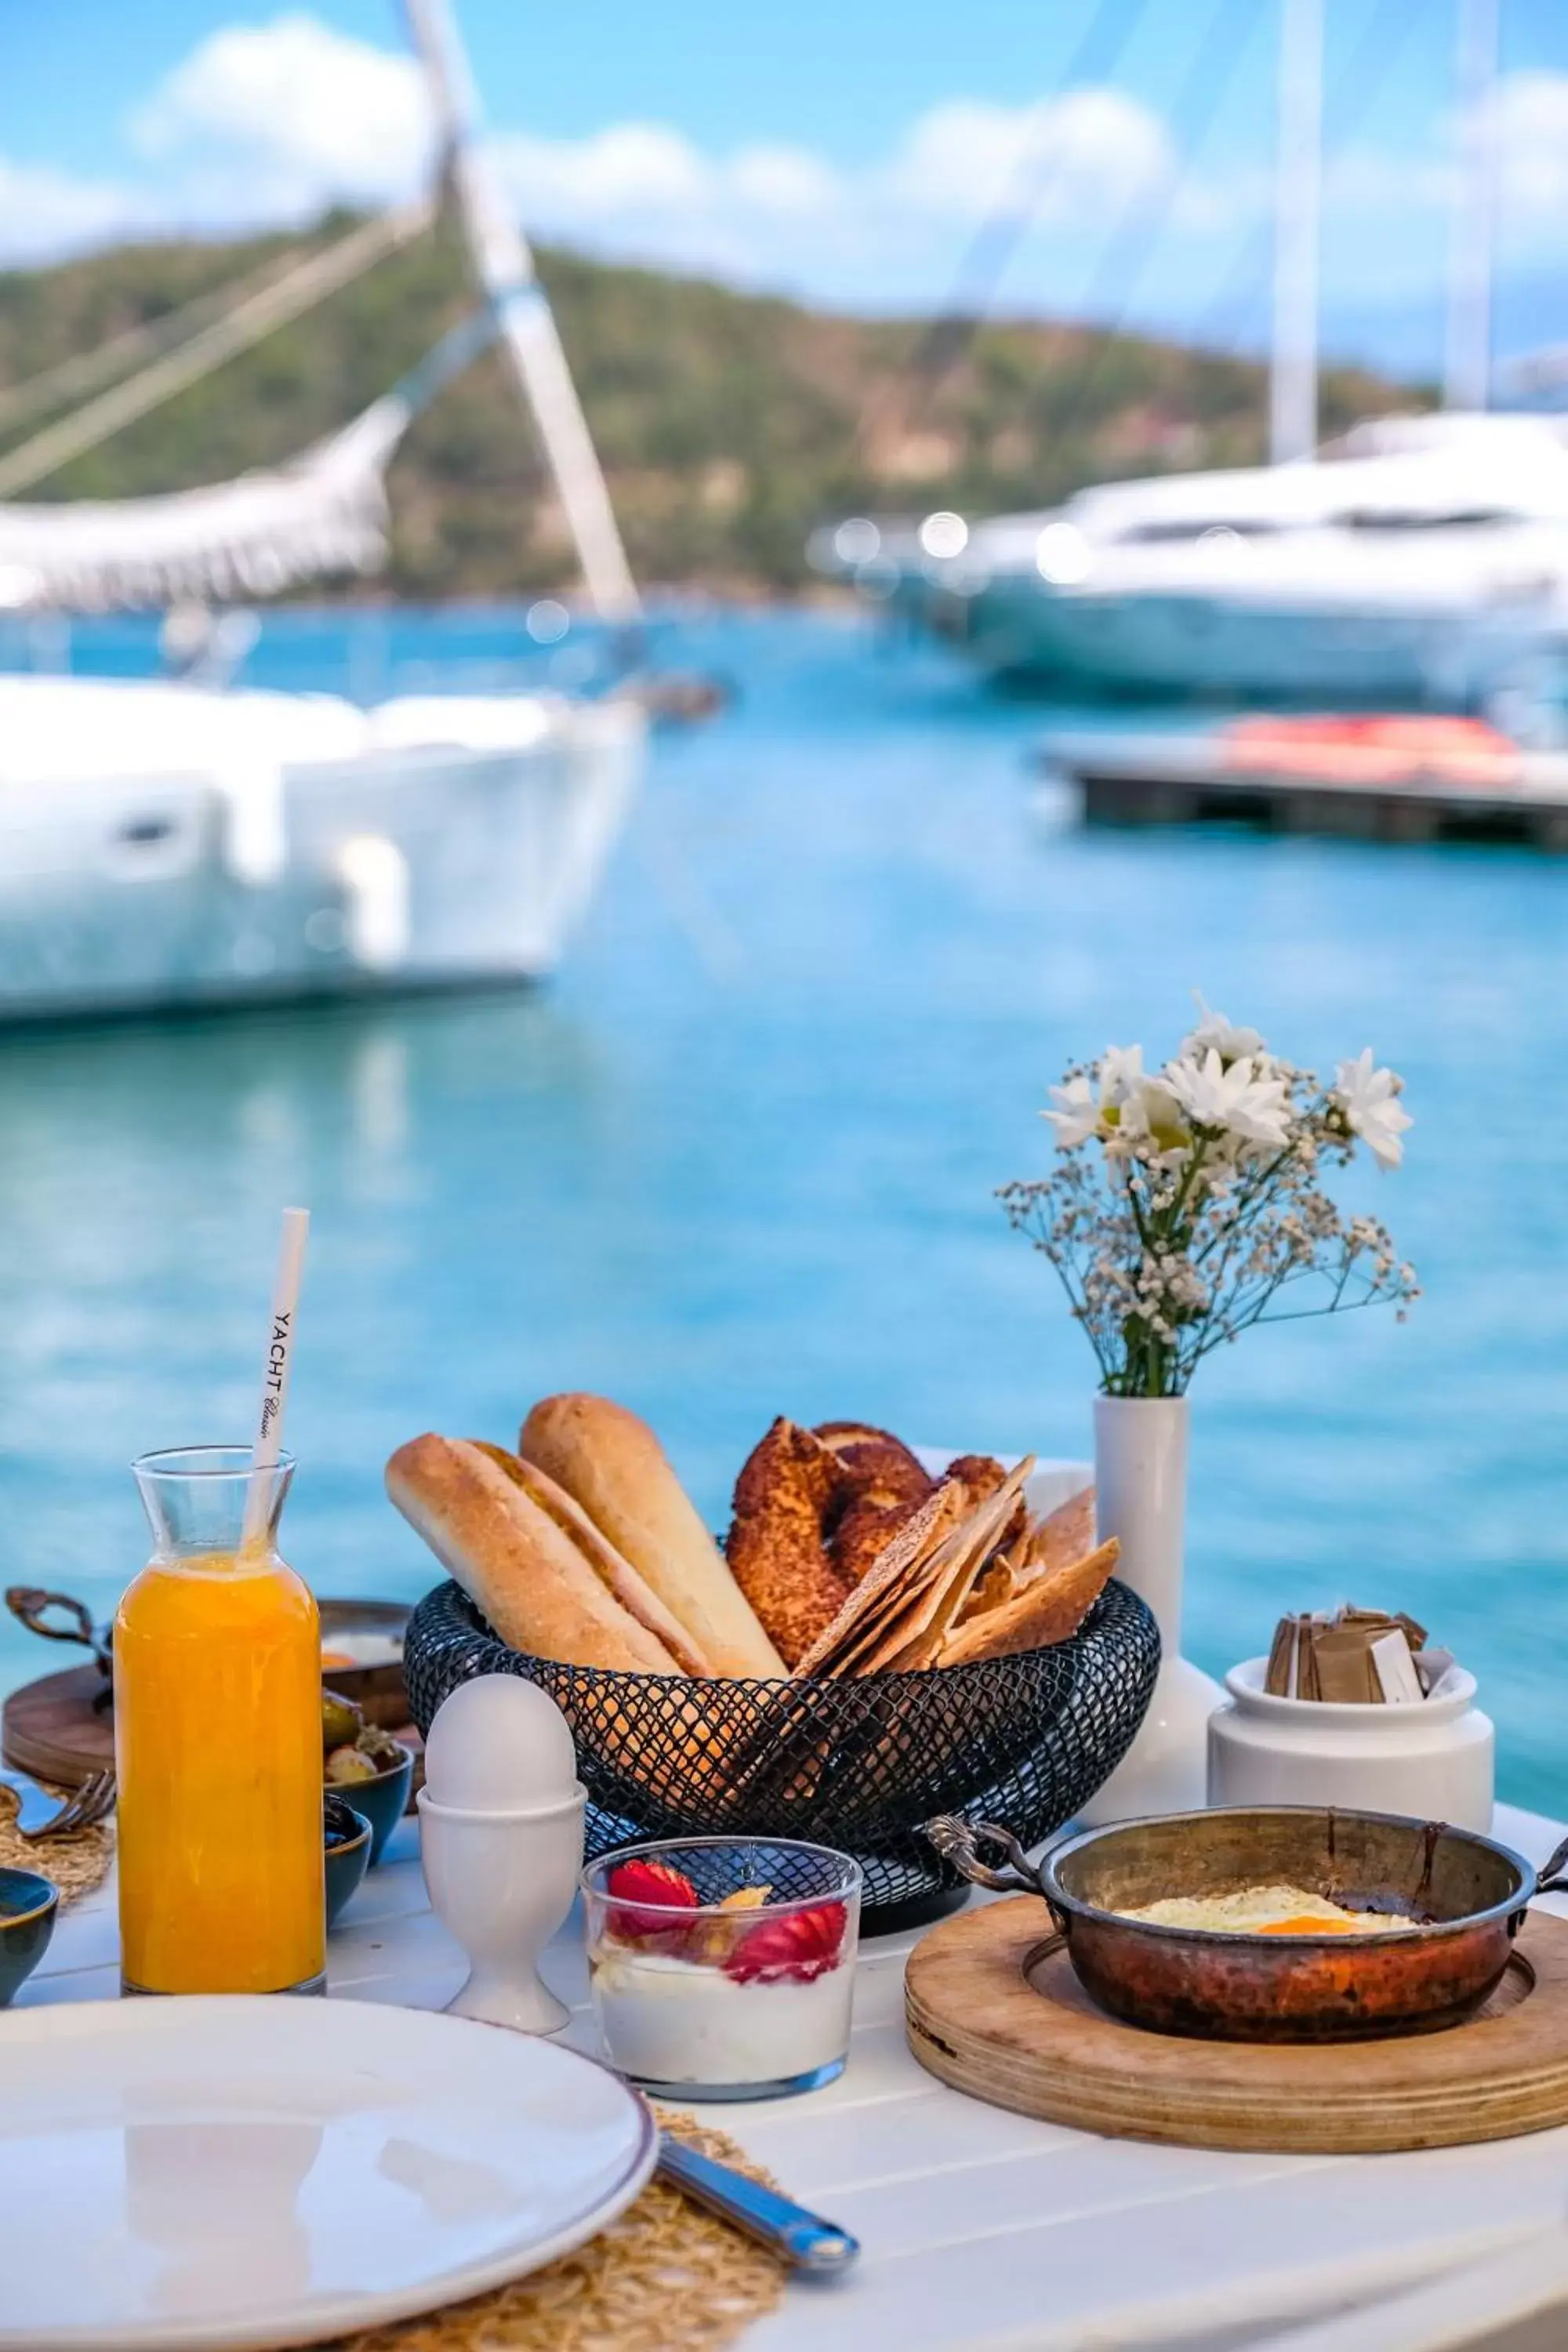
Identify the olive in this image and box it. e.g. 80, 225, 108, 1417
321, 1690, 365, 1751
325, 1744, 378, 1785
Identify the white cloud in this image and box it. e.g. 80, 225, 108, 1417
1323, 68, 1568, 268
0, 12, 1184, 298
0, 158, 149, 264
130, 13, 433, 216
729, 145, 840, 219
1492, 71, 1568, 223
884, 91, 1171, 223
486, 83, 1182, 297
9, 9, 1568, 346
496, 123, 713, 223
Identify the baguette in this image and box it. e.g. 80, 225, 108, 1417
520, 1394, 786, 1679
474, 1443, 713, 1675
387, 1433, 682, 1673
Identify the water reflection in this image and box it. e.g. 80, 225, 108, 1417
0, 988, 618, 1691
377, 2133, 519, 2225
125, 2120, 323, 2318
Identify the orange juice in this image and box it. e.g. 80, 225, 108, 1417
117, 1449, 324, 1996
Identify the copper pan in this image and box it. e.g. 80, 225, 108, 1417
927, 1805, 1568, 2042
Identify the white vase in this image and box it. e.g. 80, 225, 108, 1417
1079, 1394, 1223, 1824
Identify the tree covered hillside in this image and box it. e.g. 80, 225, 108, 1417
0, 215, 1417, 598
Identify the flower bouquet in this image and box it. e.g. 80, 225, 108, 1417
1000, 1000, 1417, 1401
999, 999, 1417, 1819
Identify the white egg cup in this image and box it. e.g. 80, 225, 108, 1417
417, 1784, 586, 2034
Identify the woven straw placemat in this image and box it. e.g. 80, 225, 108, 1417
0, 1783, 114, 1906
0, 1792, 789, 2352
325, 2109, 788, 2352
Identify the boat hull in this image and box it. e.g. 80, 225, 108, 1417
0, 692, 641, 1021
927, 576, 1558, 706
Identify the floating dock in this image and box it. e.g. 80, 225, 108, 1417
1040, 717, 1568, 851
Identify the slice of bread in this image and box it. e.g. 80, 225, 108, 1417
474, 1444, 713, 1675
938, 1539, 1120, 1667
520, 1393, 786, 1679
387, 1433, 683, 1673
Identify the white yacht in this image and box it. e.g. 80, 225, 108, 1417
0, 675, 640, 1017
0, 0, 647, 1020
824, 0, 1566, 711
907, 413, 1568, 704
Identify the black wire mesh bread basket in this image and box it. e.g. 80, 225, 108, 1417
405, 1576, 1160, 1926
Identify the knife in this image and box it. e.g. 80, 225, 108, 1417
656, 2132, 859, 2273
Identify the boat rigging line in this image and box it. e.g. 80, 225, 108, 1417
864, 0, 1152, 448
1185, 0, 1420, 371
1011, 0, 1261, 461
0, 202, 433, 501
403, 0, 641, 626
1445, 0, 1500, 414
0, 233, 403, 441
1271, 0, 1322, 463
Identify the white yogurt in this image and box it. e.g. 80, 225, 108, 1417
590, 1951, 853, 2088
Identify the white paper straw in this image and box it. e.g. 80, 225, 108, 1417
241, 1206, 310, 1548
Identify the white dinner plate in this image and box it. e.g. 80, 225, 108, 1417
0, 1995, 657, 2351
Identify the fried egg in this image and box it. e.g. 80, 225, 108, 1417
1118, 1883, 1414, 1936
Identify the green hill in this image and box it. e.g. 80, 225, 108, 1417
0, 215, 1417, 598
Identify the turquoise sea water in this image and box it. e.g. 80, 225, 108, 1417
1, 606, 1564, 1813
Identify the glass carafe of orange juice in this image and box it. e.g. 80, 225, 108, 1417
116, 1446, 325, 1997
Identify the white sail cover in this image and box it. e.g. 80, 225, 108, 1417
0, 394, 409, 613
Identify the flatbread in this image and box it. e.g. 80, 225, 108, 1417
938, 1537, 1120, 1667
1028, 1485, 1097, 1578
790, 1482, 965, 1678
855, 1465, 1034, 1675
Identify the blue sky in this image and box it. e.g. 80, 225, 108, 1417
5, 2, 1568, 376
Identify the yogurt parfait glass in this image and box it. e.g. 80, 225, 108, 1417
583, 1837, 862, 2100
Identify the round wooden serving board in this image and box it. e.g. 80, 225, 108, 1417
2, 1664, 113, 1788
905, 1896, 1568, 2154
2, 1602, 414, 1790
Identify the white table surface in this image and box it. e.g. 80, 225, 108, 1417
18, 1802, 1568, 2352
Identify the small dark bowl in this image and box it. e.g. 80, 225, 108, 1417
0, 1867, 58, 2005
325, 1745, 414, 1867
324, 1799, 372, 1930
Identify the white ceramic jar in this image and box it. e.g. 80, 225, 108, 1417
1207, 1656, 1495, 1831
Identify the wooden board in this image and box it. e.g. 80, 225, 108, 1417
2, 1664, 113, 1788
905, 1896, 1568, 2154
3, 1608, 415, 1793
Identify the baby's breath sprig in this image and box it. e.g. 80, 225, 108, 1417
1000, 1000, 1417, 1398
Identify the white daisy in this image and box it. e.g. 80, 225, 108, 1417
1181, 994, 1265, 1064
1044, 1072, 1101, 1147
1098, 1044, 1145, 1109
1334, 1049, 1413, 1171
1163, 1049, 1293, 1149
1117, 1076, 1191, 1156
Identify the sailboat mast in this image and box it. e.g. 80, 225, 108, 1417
1269, 0, 1323, 465
1444, 0, 1498, 412
402, 0, 641, 623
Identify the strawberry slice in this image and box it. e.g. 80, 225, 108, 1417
604, 1858, 700, 1948
724, 1900, 848, 1985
